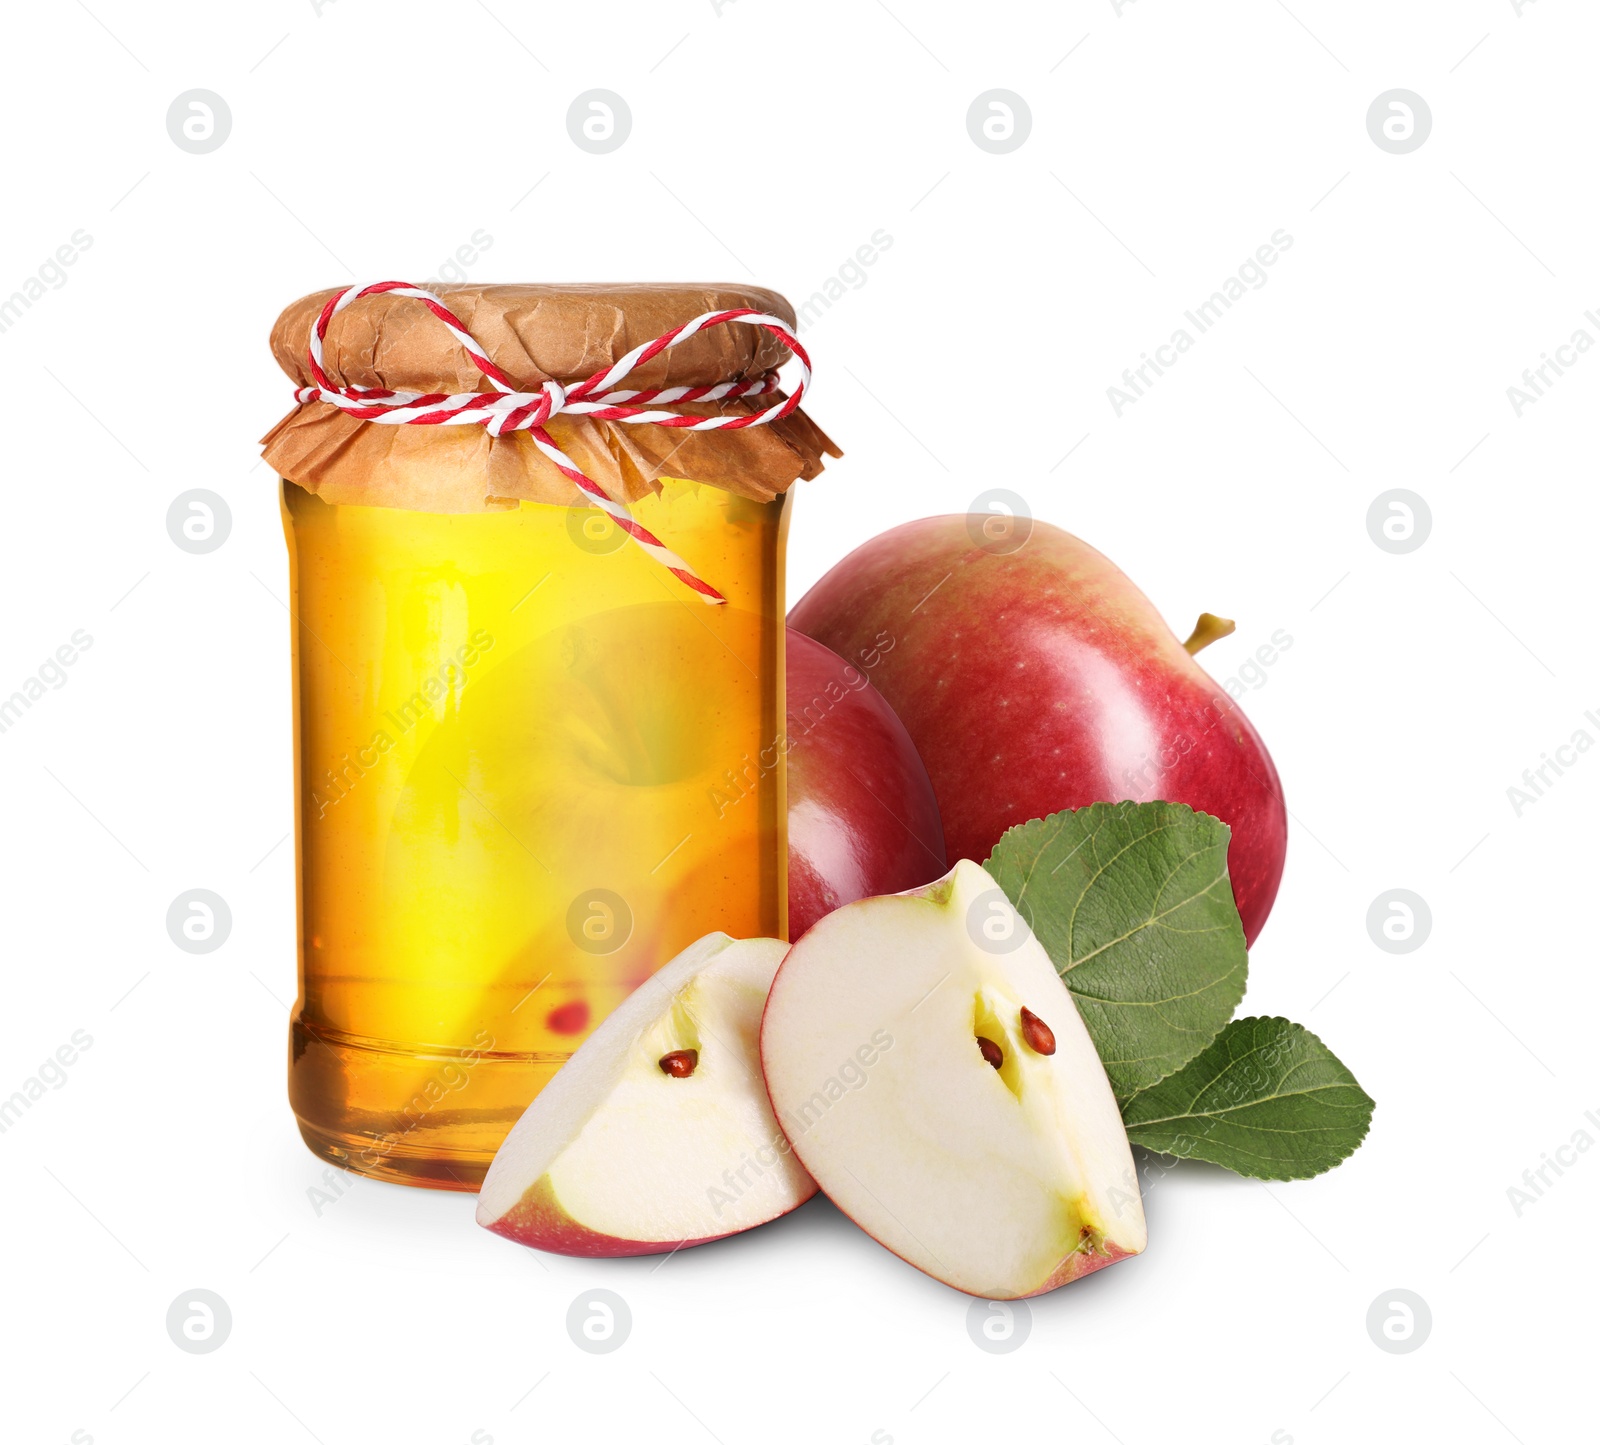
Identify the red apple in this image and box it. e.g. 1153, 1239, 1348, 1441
785, 629, 946, 939
788, 517, 1287, 945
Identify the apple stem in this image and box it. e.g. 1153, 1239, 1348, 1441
1182, 612, 1236, 655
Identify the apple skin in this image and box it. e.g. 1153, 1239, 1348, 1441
833, 1212, 1135, 1301
824, 1214, 1134, 1301
788, 517, 1287, 944
485, 1174, 811, 1258
785, 628, 946, 939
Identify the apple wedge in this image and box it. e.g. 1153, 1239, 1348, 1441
760, 860, 1146, 1299
478, 933, 816, 1256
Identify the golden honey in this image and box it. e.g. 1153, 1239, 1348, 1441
282, 480, 788, 1188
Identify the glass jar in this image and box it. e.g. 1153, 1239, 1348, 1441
264, 284, 832, 1189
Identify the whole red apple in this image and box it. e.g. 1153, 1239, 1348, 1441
788, 517, 1287, 945
785, 628, 946, 939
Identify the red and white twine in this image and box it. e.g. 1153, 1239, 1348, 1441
294, 280, 814, 604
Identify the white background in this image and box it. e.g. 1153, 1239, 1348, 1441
0, 1, 1593, 1442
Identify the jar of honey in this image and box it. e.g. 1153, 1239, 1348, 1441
262, 284, 835, 1189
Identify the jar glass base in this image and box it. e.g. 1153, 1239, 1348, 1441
289, 1014, 568, 1191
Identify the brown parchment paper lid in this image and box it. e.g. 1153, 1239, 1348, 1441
261, 282, 839, 512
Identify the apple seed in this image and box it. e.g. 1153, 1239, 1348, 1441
658, 1048, 699, 1078
976, 1036, 1004, 1069
1019, 1007, 1057, 1056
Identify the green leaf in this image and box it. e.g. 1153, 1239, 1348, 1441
985, 801, 1247, 1101
1121, 1017, 1375, 1180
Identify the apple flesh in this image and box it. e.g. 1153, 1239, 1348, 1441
760, 859, 1146, 1299
789, 516, 1288, 944
785, 628, 946, 939
478, 933, 816, 1256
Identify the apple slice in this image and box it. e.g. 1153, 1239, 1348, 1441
477, 933, 816, 1256
760, 860, 1147, 1299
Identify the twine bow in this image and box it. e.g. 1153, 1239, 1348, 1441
294, 280, 813, 603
